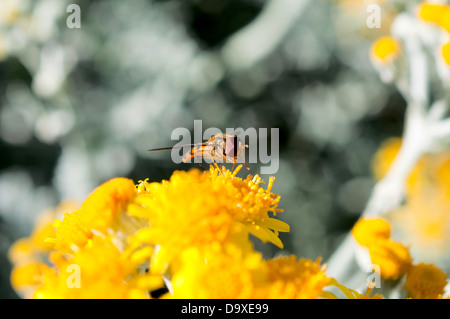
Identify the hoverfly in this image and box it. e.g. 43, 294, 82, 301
147, 133, 250, 171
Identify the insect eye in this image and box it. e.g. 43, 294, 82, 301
225, 136, 239, 157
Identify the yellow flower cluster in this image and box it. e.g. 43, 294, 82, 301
128, 165, 330, 298
129, 165, 288, 273
352, 218, 448, 298
373, 138, 450, 259
264, 256, 330, 299
9, 178, 161, 299
34, 236, 161, 299
167, 244, 329, 299
369, 2, 450, 67
8, 165, 333, 299
418, 2, 450, 65
8, 201, 79, 298
405, 263, 448, 299
366, 137, 450, 298
352, 217, 412, 280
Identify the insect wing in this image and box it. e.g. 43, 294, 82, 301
182, 143, 222, 163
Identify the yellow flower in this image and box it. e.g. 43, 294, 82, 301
434, 153, 450, 205
418, 2, 450, 33
129, 165, 288, 273
371, 137, 435, 197
8, 238, 35, 266
8, 201, 79, 264
370, 36, 400, 63
390, 193, 450, 262
50, 210, 94, 254
325, 278, 383, 299
49, 178, 143, 253
8, 201, 79, 297
32, 202, 79, 251
167, 244, 330, 299
439, 10, 450, 33
352, 217, 391, 247
351, 288, 383, 299
34, 236, 162, 299
405, 263, 448, 299
380, 148, 450, 262
10, 262, 45, 298
372, 138, 402, 181
442, 42, 450, 66
9, 179, 157, 299
72, 177, 137, 231
418, 3, 447, 22
369, 239, 412, 280
351, 217, 413, 280
262, 256, 330, 299
167, 242, 267, 299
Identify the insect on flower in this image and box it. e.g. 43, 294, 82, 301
147, 133, 250, 171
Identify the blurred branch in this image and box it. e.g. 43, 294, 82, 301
431, 117, 450, 140
220, 0, 310, 72
428, 98, 449, 122
403, 30, 429, 116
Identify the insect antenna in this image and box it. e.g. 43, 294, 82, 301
147, 144, 198, 152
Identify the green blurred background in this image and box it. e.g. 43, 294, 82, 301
0, 0, 405, 298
